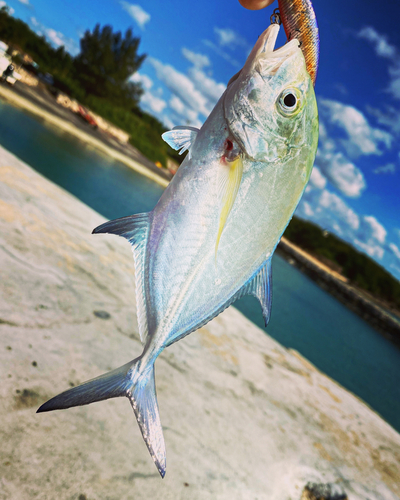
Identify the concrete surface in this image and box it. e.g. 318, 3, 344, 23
0, 145, 399, 500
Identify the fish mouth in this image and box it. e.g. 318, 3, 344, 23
254, 23, 301, 66
227, 24, 300, 87
223, 23, 305, 162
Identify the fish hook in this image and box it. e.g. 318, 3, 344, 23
270, 8, 282, 25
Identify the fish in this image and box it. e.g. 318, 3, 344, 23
37, 22, 319, 478
277, 0, 320, 85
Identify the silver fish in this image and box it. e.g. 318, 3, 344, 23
37, 23, 319, 477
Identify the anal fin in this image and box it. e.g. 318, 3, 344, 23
165, 259, 272, 348
241, 259, 272, 326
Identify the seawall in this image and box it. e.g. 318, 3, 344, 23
278, 238, 400, 346
1, 146, 399, 499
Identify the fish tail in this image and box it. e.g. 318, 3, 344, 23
37, 358, 166, 477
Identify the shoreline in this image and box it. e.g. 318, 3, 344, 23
1, 82, 399, 343
0, 83, 170, 188
278, 238, 400, 345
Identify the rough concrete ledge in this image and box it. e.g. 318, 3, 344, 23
1, 145, 399, 500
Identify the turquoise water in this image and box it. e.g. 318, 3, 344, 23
0, 101, 399, 432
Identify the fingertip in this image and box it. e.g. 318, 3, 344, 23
238, 0, 275, 10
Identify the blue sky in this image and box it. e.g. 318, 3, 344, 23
3, 0, 400, 280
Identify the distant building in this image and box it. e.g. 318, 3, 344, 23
0, 40, 8, 54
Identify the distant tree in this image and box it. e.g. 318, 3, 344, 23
284, 216, 400, 307
74, 24, 145, 108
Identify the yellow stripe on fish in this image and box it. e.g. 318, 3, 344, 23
216, 155, 243, 260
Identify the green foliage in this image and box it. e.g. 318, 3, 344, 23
85, 96, 170, 164
74, 24, 145, 107
0, 7, 73, 77
284, 217, 400, 308
0, 9, 178, 166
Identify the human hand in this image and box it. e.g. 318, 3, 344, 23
238, 0, 275, 10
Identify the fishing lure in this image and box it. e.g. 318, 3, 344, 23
276, 0, 319, 85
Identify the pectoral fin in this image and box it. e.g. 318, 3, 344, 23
215, 156, 243, 259
161, 126, 199, 159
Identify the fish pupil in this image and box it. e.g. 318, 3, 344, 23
284, 93, 296, 107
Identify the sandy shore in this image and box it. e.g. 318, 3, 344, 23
0, 83, 170, 188
1, 146, 400, 499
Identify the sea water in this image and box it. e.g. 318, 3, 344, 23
0, 100, 399, 432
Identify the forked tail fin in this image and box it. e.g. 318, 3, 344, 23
37, 359, 166, 477
130, 367, 166, 477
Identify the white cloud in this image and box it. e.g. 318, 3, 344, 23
181, 48, 210, 69
354, 215, 388, 260
318, 190, 360, 231
315, 98, 399, 198
0, 1, 14, 14
357, 27, 400, 101
297, 188, 360, 238
309, 166, 327, 190
188, 66, 225, 103
297, 187, 389, 261
130, 72, 153, 90
389, 243, 400, 260
120, 2, 150, 29
320, 98, 392, 157
361, 215, 387, 244
367, 105, 400, 136
353, 240, 385, 259
17, 0, 29, 5
301, 201, 314, 217
214, 27, 249, 50
45, 28, 67, 47
169, 95, 202, 128
358, 27, 396, 59
360, 28, 400, 138
140, 91, 166, 114
214, 27, 236, 46
373, 162, 397, 174
147, 51, 226, 129
388, 66, 400, 101
315, 150, 366, 198
148, 57, 212, 118
30, 17, 79, 54
333, 83, 348, 96
203, 39, 240, 68
130, 72, 168, 118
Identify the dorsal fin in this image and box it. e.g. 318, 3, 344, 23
93, 214, 151, 344
161, 126, 199, 159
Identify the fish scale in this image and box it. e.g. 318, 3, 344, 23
38, 22, 319, 477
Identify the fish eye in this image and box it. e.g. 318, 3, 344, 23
284, 93, 296, 107
277, 88, 301, 116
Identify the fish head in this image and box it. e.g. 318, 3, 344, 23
224, 24, 318, 170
